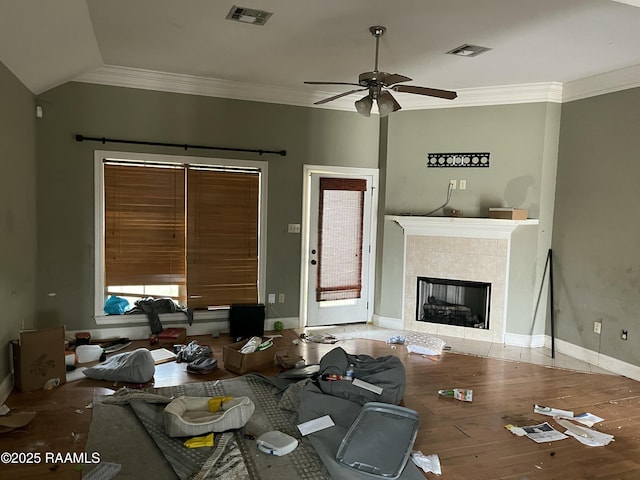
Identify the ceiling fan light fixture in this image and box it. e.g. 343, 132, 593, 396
377, 91, 396, 117
355, 95, 373, 117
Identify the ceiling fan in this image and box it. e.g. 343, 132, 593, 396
305, 26, 457, 117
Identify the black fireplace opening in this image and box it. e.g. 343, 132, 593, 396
416, 277, 491, 329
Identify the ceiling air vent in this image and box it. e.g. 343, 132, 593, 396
226, 6, 273, 26
447, 44, 491, 57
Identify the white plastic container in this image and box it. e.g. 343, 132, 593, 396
75, 345, 103, 364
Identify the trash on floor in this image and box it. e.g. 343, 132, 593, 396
300, 333, 339, 344
555, 418, 614, 446
411, 451, 442, 475
0, 410, 36, 434
505, 424, 527, 436
520, 422, 568, 443
438, 388, 473, 402
533, 404, 574, 418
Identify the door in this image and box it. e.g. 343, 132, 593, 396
303, 168, 377, 326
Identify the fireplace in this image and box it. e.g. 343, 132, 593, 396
416, 277, 491, 329
388, 215, 539, 343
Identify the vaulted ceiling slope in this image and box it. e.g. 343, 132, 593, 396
2, 0, 640, 109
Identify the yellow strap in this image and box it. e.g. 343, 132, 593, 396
184, 433, 214, 448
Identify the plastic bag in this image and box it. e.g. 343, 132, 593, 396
104, 295, 130, 315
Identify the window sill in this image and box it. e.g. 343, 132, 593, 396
94, 309, 228, 326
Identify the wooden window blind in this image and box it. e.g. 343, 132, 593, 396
104, 163, 186, 294
316, 177, 366, 302
186, 167, 259, 309
103, 161, 259, 310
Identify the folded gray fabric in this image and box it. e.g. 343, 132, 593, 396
102, 387, 172, 405
83, 348, 155, 384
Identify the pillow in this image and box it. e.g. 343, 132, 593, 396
83, 348, 155, 384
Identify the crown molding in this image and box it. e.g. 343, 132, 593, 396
561, 64, 640, 103
74, 63, 639, 111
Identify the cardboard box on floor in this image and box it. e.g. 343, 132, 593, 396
11, 326, 66, 392
223, 338, 281, 375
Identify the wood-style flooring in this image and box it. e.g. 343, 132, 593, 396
1, 329, 639, 479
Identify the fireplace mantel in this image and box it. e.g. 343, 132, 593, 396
389, 215, 539, 239
388, 214, 539, 343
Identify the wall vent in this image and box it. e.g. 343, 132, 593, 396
226, 6, 273, 26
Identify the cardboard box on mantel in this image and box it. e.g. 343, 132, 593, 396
489, 208, 528, 220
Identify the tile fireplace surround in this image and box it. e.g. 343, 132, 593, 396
389, 215, 539, 343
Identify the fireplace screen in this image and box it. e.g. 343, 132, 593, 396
416, 277, 491, 329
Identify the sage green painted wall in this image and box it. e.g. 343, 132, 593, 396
0, 61, 37, 385
555, 88, 640, 365
377, 103, 560, 336
34, 82, 378, 332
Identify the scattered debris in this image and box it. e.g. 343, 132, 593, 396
534, 404, 574, 418
0, 411, 36, 434
520, 422, 568, 443
411, 451, 442, 475
438, 388, 473, 402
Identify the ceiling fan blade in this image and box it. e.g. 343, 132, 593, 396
304, 81, 362, 87
392, 85, 458, 100
379, 73, 412, 86
314, 88, 368, 105
388, 91, 402, 112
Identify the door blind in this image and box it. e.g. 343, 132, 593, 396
316, 177, 366, 302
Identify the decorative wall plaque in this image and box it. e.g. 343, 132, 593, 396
427, 152, 490, 168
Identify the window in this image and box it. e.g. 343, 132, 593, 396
94, 151, 267, 319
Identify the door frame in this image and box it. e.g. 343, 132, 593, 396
299, 165, 379, 327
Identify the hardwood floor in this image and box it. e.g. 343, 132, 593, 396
1, 329, 639, 479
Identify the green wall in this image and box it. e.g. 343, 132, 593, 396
0, 62, 37, 385
34, 82, 379, 332
555, 88, 640, 365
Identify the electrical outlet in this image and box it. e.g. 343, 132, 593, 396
459, 179, 467, 190
268, 293, 276, 304
278, 293, 285, 303
594, 321, 602, 334
621, 330, 628, 340
449, 179, 457, 190
287, 223, 301, 233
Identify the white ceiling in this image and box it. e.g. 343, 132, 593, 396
2, 0, 640, 110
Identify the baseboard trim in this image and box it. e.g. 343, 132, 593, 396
504, 332, 546, 348
549, 337, 640, 382
372, 314, 403, 330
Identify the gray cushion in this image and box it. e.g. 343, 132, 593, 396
83, 348, 155, 384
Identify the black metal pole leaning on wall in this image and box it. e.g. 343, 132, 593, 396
548, 249, 556, 359
74, 134, 287, 157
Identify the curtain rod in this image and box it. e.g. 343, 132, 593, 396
74, 134, 287, 157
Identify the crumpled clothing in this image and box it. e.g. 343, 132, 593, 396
126, 297, 193, 334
